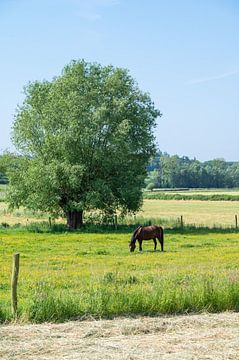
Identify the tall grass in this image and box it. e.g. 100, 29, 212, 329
0, 215, 178, 233
17, 273, 239, 323
0, 220, 232, 235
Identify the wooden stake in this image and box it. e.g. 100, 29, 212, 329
180, 215, 183, 228
235, 215, 238, 229
114, 214, 118, 230
11, 253, 20, 317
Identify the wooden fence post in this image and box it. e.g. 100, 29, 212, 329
235, 215, 238, 229
114, 214, 118, 230
180, 215, 184, 228
11, 253, 20, 317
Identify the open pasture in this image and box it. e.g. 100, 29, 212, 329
0, 202, 49, 226
1, 187, 239, 323
0, 229, 239, 322
1, 198, 239, 228
142, 199, 239, 228
1, 185, 239, 228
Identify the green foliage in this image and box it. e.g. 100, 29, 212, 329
146, 182, 155, 191
0, 155, 9, 184
9, 60, 161, 226
145, 170, 159, 190
146, 152, 239, 189
0, 184, 7, 202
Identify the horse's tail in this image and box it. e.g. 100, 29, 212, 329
131, 225, 142, 242
159, 226, 164, 251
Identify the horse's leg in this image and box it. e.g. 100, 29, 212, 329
158, 237, 164, 251
157, 227, 164, 252
153, 238, 157, 251
138, 239, 143, 251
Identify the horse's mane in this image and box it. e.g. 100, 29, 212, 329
132, 225, 142, 238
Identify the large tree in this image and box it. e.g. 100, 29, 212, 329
9, 60, 161, 228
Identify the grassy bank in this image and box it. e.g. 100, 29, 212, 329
0, 229, 239, 322
144, 191, 239, 201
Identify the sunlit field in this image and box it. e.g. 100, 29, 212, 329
1, 198, 239, 229
141, 199, 239, 228
0, 230, 239, 322
1, 186, 239, 323
1, 199, 239, 228
0, 202, 50, 226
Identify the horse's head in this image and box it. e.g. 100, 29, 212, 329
129, 240, 136, 252
129, 225, 142, 252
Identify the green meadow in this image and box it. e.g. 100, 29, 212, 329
1, 186, 239, 322
0, 228, 239, 322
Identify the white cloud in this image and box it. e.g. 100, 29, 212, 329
187, 70, 239, 85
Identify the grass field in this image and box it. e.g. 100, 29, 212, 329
0, 202, 49, 226
1, 199, 239, 228
1, 185, 239, 228
1, 187, 239, 323
141, 199, 239, 228
0, 229, 239, 322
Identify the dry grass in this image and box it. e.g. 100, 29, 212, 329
0, 203, 49, 226
142, 199, 239, 227
1, 312, 239, 359
1, 199, 239, 228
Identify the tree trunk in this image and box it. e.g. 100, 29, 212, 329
66, 210, 83, 229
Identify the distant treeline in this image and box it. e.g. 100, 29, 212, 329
145, 152, 239, 189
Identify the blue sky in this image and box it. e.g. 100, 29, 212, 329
1, 0, 239, 161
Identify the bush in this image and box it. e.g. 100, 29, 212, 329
146, 182, 155, 191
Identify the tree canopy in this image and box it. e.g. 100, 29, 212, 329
9, 60, 160, 228
145, 152, 239, 189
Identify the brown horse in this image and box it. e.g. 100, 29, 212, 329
129, 225, 164, 252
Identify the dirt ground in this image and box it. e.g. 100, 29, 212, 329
1, 312, 239, 360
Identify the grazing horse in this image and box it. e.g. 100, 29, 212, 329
129, 225, 164, 252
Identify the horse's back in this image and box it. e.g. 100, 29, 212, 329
140, 225, 163, 240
